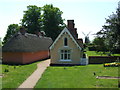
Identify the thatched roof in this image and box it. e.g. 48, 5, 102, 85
2, 32, 53, 52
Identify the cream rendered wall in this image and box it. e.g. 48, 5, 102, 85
50, 32, 83, 64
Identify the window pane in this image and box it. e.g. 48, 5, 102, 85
65, 50, 67, 53
64, 53, 67, 59
68, 54, 70, 59
64, 38, 68, 46
61, 54, 64, 59
68, 50, 70, 53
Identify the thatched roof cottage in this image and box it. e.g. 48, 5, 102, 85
2, 28, 53, 64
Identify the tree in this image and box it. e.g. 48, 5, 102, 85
3, 24, 19, 44
21, 5, 42, 34
96, 2, 120, 53
92, 37, 107, 52
42, 4, 65, 41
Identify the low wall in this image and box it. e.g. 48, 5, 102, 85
89, 56, 120, 64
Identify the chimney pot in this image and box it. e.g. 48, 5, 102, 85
20, 27, 26, 35
35, 31, 41, 37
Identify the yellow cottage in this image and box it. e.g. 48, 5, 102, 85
50, 20, 88, 65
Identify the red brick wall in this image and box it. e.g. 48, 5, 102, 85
2, 52, 23, 64
2, 50, 49, 64
89, 56, 120, 64
22, 51, 49, 64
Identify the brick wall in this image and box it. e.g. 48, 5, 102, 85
2, 50, 49, 64
89, 56, 120, 64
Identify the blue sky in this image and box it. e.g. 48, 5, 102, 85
0, 0, 119, 41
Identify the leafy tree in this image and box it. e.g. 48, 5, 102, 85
92, 37, 107, 52
3, 24, 19, 44
96, 2, 120, 53
21, 5, 42, 34
42, 4, 65, 41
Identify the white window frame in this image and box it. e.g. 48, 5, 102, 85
60, 50, 71, 61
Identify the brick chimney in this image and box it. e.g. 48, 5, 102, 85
67, 20, 78, 38
35, 31, 41, 37
20, 27, 26, 35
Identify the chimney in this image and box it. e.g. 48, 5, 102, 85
67, 20, 78, 38
35, 31, 41, 37
67, 20, 75, 29
20, 27, 26, 35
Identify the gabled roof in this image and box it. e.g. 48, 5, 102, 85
50, 27, 83, 50
2, 32, 53, 52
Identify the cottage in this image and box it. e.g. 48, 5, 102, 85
2, 27, 53, 64
50, 20, 88, 65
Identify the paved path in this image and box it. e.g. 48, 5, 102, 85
18, 59, 50, 88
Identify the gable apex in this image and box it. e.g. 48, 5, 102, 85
50, 27, 82, 50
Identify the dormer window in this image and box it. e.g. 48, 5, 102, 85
64, 38, 68, 46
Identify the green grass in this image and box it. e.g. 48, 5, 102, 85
85, 51, 120, 56
2, 62, 38, 88
0, 64, 2, 89
35, 64, 118, 88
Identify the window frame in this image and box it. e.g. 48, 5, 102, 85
64, 37, 68, 46
60, 50, 71, 61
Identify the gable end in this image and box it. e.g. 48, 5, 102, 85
50, 27, 82, 50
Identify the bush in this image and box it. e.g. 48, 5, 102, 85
88, 46, 96, 51
4, 68, 9, 72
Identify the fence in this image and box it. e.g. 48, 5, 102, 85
89, 56, 120, 64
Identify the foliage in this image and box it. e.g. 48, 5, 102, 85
92, 37, 108, 52
21, 5, 42, 34
2, 63, 37, 88
3, 24, 19, 44
35, 65, 118, 88
42, 4, 65, 41
4, 4, 65, 44
96, 2, 120, 53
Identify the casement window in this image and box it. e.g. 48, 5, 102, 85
64, 38, 68, 46
60, 50, 71, 60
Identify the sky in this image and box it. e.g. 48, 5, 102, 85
0, 0, 119, 42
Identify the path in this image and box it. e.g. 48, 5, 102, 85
18, 59, 50, 88
96, 76, 120, 79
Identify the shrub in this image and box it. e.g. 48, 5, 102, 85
4, 68, 9, 72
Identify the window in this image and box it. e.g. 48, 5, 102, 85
64, 38, 68, 46
60, 50, 71, 60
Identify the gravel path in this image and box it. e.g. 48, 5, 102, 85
17, 59, 50, 88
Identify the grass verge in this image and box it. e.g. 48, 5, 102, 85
35, 64, 118, 88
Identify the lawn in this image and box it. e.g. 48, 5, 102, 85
0, 64, 2, 89
35, 64, 118, 88
85, 51, 120, 56
2, 62, 38, 88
